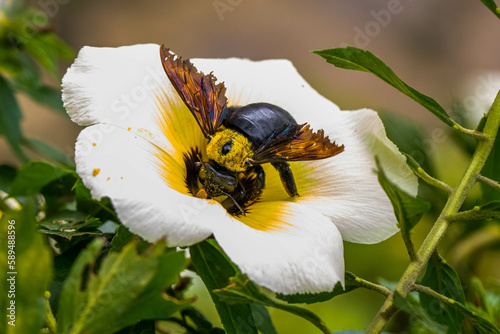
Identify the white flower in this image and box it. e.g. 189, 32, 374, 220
62, 44, 417, 295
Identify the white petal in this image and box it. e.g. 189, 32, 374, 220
62, 44, 170, 134
213, 202, 344, 295
300, 108, 417, 244
75, 123, 229, 246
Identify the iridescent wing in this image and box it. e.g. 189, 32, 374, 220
252, 123, 344, 164
160, 45, 227, 137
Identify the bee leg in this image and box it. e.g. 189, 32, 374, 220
271, 162, 299, 197
255, 165, 266, 192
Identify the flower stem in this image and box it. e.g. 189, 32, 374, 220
44, 291, 57, 334
404, 154, 453, 194
401, 226, 418, 262
350, 273, 391, 296
476, 174, 500, 193
365, 91, 500, 334
446, 206, 500, 222
415, 167, 453, 194
453, 122, 489, 141
412, 284, 458, 307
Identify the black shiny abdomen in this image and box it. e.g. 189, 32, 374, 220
223, 103, 297, 147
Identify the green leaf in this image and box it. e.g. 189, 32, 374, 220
463, 304, 500, 334
58, 239, 190, 334
419, 254, 466, 333
115, 320, 156, 334
250, 304, 278, 334
1, 48, 67, 115
0, 49, 40, 88
466, 310, 500, 334
393, 292, 447, 333
181, 307, 217, 330
332, 331, 392, 334
276, 272, 358, 304
0, 200, 53, 334
376, 159, 431, 231
110, 225, 151, 254
49, 240, 90, 315
0, 74, 28, 163
22, 137, 74, 166
23, 32, 74, 78
480, 0, 500, 19
214, 274, 330, 333
470, 277, 495, 320
0, 165, 17, 193
190, 240, 260, 334
313, 47, 455, 127
41, 174, 79, 217
461, 277, 500, 334
423, 284, 500, 334
9, 161, 75, 197
39, 211, 103, 240
74, 178, 118, 221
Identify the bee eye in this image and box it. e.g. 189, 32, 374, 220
221, 140, 233, 155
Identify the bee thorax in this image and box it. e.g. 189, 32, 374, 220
206, 129, 254, 172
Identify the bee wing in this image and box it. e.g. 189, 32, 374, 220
252, 123, 344, 164
160, 45, 227, 137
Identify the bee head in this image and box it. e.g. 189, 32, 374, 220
198, 162, 237, 197
206, 129, 254, 172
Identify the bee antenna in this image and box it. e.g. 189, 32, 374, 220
222, 191, 245, 216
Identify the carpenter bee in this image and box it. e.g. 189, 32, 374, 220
160, 46, 344, 215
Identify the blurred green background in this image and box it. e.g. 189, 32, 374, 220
1, 0, 500, 332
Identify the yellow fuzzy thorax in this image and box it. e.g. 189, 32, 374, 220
206, 129, 254, 172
